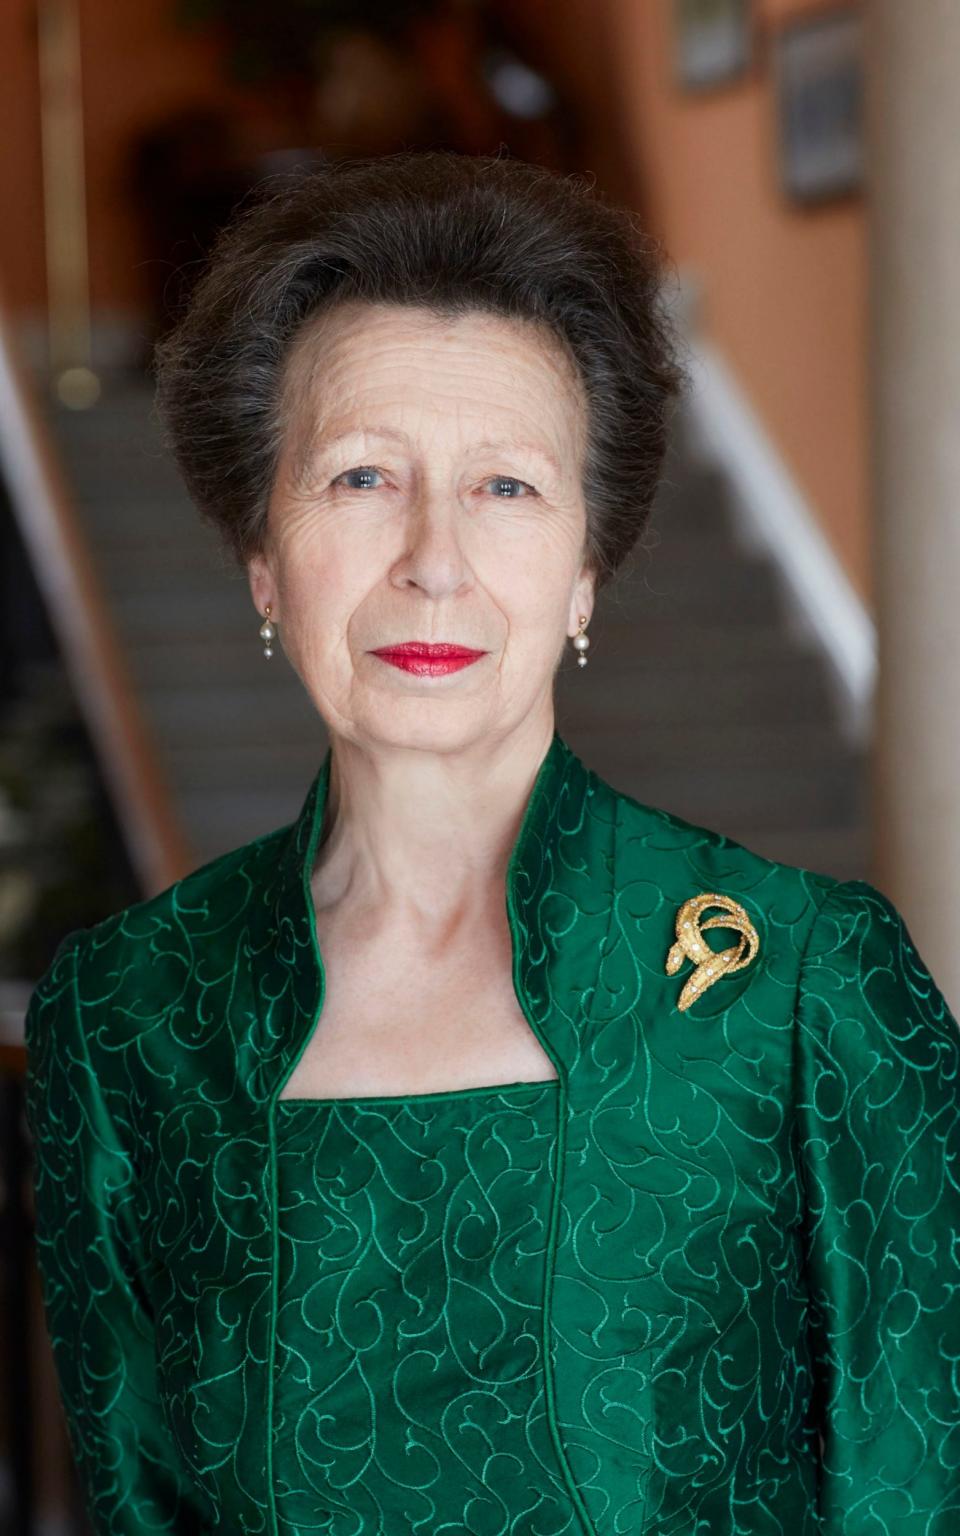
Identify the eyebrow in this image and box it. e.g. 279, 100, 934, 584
293, 424, 562, 481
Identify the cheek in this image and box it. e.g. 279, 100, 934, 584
477, 539, 573, 631
275, 548, 393, 688
273, 530, 355, 629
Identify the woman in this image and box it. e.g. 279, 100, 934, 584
25, 152, 960, 1535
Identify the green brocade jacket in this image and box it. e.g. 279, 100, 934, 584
25, 730, 960, 1535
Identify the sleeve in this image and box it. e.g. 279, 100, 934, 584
24, 930, 210, 1536
794, 877, 960, 1529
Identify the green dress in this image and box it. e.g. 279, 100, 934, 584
273, 1076, 576, 1536
24, 731, 960, 1532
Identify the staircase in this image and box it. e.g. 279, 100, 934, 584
556, 413, 869, 880
45, 371, 869, 883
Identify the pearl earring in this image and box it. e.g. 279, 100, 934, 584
259, 603, 277, 659
572, 614, 590, 668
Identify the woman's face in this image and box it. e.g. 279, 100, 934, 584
247, 300, 595, 756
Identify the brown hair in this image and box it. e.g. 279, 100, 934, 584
153, 149, 690, 594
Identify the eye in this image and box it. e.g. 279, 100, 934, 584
483, 476, 537, 498
333, 465, 384, 491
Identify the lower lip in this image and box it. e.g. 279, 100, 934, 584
372, 650, 485, 676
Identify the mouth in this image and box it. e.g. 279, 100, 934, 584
372, 642, 486, 658
370, 641, 488, 676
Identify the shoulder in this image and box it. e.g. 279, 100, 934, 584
64, 818, 289, 972
606, 772, 841, 944
795, 875, 959, 1057
26, 818, 292, 1065
609, 781, 957, 1044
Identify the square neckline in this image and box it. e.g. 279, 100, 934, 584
276, 1075, 561, 1108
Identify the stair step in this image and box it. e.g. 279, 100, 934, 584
146, 682, 322, 745
608, 759, 861, 833
178, 787, 319, 862
562, 658, 835, 723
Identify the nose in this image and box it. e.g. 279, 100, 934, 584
392, 484, 472, 598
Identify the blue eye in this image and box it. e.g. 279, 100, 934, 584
335, 466, 383, 490
486, 476, 535, 498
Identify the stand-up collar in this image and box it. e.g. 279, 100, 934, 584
271, 727, 588, 943
262, 728, 603, 1090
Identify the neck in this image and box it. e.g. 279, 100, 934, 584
310, 717, 558, 928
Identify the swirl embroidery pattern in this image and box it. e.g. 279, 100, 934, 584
21, 730, 960, 1535
273, 1079, 575, 1535
794, 879, 960, 1525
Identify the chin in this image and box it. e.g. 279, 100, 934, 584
348, 710, 499, 754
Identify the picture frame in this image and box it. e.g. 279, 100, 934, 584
673, 0, 753, 92
773, 6, 864, 204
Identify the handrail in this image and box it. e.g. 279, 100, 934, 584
37, 0, 96, 403
0, 287, 192, 900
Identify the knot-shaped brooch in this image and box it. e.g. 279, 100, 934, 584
666, 892, 760, 1011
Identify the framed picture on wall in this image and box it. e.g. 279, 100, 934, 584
673, 0, 753, 90
773, 6, 864, 204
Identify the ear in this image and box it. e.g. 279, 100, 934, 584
246, 550, 277, 619
568, 567, 596, 636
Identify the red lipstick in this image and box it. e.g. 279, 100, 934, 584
371, 642, 487, 676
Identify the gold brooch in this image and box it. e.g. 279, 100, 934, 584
666, 892, 760, 1011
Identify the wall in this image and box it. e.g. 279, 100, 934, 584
0, 3, 46, 311
601, 0, 869, 605
0, 0, 287, 314
0, 0, 868, 603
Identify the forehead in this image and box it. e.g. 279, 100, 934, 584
280, 300, 587, 462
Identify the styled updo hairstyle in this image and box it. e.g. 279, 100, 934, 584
153, 150, 689, 596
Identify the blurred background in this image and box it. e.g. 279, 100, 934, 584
1, 0, 957, 1529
